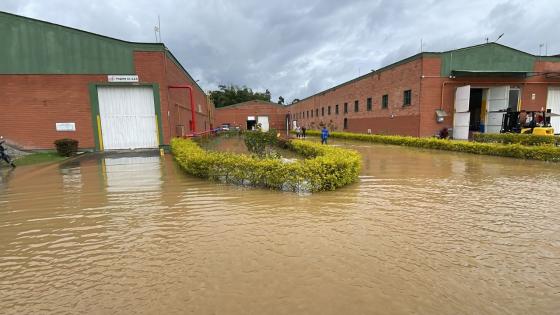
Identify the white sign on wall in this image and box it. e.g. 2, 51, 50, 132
108, 75, 139, 83
56, 122, 76, 132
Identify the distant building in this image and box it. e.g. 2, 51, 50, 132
0, 11, 212, 150
214, 100, 288, 133
287, 43, 560, 138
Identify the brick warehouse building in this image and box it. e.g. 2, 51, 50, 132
287, 43, 560, 139
0, 12, 213, 150
214, 100, 289, 133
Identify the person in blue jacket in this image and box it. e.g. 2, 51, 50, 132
321, 126, 329, 145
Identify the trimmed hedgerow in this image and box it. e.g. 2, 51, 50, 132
472, 132, 558, 146
171, 138, 361, 192
300, 130, 560, 162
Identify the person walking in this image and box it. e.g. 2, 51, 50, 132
321, 126, 329, 145
301, 126, 307, 138
295, 126, 301, 138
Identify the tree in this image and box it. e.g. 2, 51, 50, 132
209, 85, 272, 108
278, 96, 285, 105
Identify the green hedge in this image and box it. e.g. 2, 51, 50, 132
301, 130, 560, 162
54, 138, 79, 156
171, 138, 361, 192
472, 132, 558, 146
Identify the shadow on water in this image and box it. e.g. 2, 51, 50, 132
1, 143, 560, 314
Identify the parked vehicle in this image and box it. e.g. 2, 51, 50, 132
501, 109, 556, 136
0, 137, 16, 168
220, 123, 231, 131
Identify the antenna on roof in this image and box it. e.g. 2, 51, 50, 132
154, 15, 162, 43
494, 33, 504, 43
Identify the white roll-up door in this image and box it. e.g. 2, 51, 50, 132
98, 86, 159, 150
453, 85, 471, 140
546, 87, 560, 134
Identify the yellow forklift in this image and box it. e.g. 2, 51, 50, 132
500, 109, 556, 135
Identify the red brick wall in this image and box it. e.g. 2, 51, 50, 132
347, 115, 420, 136
0, 51, 211, 150
134, 51, 211, 139
214, 101, 288, 132
0, 74, 104, 149
288, 58, 423, 135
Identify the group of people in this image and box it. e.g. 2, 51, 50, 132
294, 126, 330, 145
295, 126, 307, 138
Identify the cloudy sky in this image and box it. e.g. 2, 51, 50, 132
1, 0, 558, 102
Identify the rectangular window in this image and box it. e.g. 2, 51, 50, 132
367, 97, 372, 111
344, 102, 348, 114
335, 104, 339, 115
328, 106, 331, 115
316, 108, 319, 117
321, 107, 325, 116
344, 118, 348, 129
354, 100, 359, 112
382, 94, 388, 109
403, 90, 411, 106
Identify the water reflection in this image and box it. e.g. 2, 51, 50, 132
103, 156, 162, 193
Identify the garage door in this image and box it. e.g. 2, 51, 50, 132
98, 86, 159, 150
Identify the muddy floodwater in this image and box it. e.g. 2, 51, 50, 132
1, 139, 560, 314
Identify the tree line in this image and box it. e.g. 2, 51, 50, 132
209, 85, 297, 108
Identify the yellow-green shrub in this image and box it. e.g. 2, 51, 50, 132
301, 130, 560, 162
171, 138, 361, 192
472, 132, 558, 146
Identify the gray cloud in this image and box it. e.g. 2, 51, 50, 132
1, 0, 559, 102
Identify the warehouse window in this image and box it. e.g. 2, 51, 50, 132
321, 107, 325, 116
403, 90, 411, 106
316, 108, 319, 117
328, 106, 331, 115
354, 100, 359, 112
335, 104, 339, 115
382, 94, 388, 109
367, 97, 372, 111
344, 102, 348, 114
344, 118, 348, 129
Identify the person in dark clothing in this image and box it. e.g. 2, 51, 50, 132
321, 126, 329, 145
301, 126, 307, 138
0, 139, 16, 168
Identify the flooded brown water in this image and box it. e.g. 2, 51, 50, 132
1, 140, 560, 314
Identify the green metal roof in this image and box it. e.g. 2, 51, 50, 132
0, 11, 206, 94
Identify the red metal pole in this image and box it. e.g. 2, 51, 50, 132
168, 84, 196, 133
